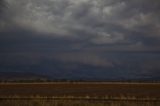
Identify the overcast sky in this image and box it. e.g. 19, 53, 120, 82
0, 0, 160, 80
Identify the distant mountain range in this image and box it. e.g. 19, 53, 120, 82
0, 72, 48, 81
0, 71, 159, 82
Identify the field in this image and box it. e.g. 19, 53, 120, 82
0, 82, 160, 106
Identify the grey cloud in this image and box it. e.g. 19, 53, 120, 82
53, 52, 114, 67
2, 0, 159, 48
0, 0, 160, 80
0, 0, 8, 29
0, 0, 6, 13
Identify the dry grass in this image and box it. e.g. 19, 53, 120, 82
0, 82, 160, 98
0, 82, 160, 106
0, 97, 160, 106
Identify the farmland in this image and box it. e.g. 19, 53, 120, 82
0, 82, 160, 106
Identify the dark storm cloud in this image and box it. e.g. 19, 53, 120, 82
0, 0, 5, 12
1, 0, 160, 54
0, 0, 160, 79
0, 0, 5, 21
1, 0, 159, 48
0, 28, 113, 68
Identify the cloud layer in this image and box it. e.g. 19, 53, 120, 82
1, 0, 159, 47
0, 0, 160, 80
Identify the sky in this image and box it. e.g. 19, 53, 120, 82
0, 0, 160, 80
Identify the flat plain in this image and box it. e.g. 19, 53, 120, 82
0, 82, 160, 106
0, 82, 160, 98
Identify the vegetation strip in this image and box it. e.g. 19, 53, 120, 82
0, 97, 160, 101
